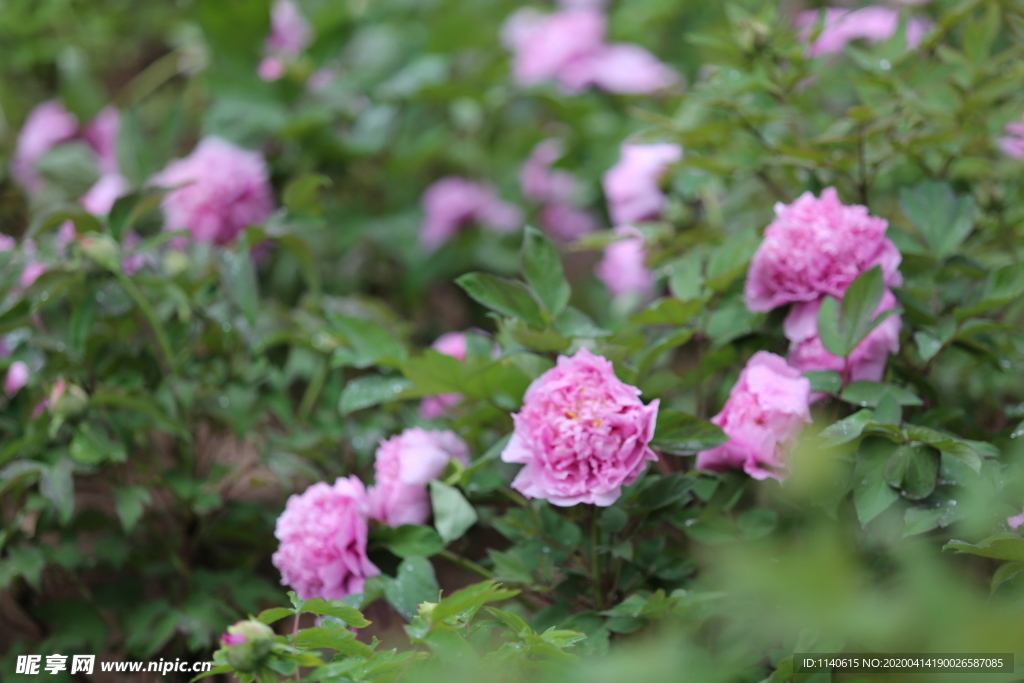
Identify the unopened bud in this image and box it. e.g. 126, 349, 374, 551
221, 619, 275, 672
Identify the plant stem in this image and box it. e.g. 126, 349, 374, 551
437, 549, 493, 579
591, 514, 605, 610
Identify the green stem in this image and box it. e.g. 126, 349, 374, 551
437, 549, 493, 579
116, 272, 176, 375
591, 514, 605, 610
297, 358, 327, 421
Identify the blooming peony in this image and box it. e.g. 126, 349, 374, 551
797, 7, 929, 57
560, 43, 677, 94
501, 348, 659, 506
151, 137, 275, 245
744, 187, 902, 312
4, 361, 29, 397
999, 117, 1024, 160
368, 428, 471, 526
10, 101, 80, 192
785, 290, 902, 387
595, 226, 653, 299
271, 476, 380, 601
696, 352, 812, 481
259, 0, 312, 81
602, 143, 682, 225
419, 177, 522, 251
540, 204, 596, 241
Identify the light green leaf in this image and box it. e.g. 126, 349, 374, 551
521, 226, 570, 316
339, 375, 413, 415
899, 180, 975, 259
430, 481, 478, 543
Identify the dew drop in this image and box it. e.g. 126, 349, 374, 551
879, 59, 891, 71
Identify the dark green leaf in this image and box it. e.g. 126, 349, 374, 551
899, 180, 974, 259
382, 557, 439, 621
455, 273, 545, 328
521, 226, 569, 316
374, 525, 445, 558
283, 173, 331, 214
651, 410, 727, 455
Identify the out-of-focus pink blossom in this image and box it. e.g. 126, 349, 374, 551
10, 101, 79, 192
501, 348, 659, 506
4, 361, 29, 397
998, 118, 1024, 160
785, 290, 902, 389
419, 177, 522, 251
561, 43, 677, 94
521, 139, 578, 205
797, 7, 930, 57
540, 205, 596, 241
696, 352, 812, 481
368, 428, 471, 526
81, 108, 121, 177
602, 143, 682, 225
151, 137, 275, 246
595, 226, 653, 299
505, 7, 675, 95
744, 187, 902, 312
420, 332, 470, 419
272, 476, 379, 600
259, 0, 312, 81
122, 231, 157, 276
81, 174, 129, 216
19, 263, 47, 289
1009, 509, 1024, 531
0, 235, 15, 252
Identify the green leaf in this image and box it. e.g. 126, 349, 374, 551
383, 557, 439, 621
27, 205, 103, 240
853, 439, 900, 526
818, 267, 888, 357
108, 189, 166, 242
839, 382, 922, 408
705, 230, 759, 292
70, 423, 125, 465
899, 181, 975, 259
944, 533, 1024, 562
913, 330, 943, 362
630, 298, 702, 326
429, 481, 478, 543
805, 371, 842, 395
455, 273, 545, 328
651, 410, 727, 455
339, 375, 413, 415
668, 251, 704, 301
882, 444, 938, 500
820, 409, 875, 447
283, 173, 331, 214
431, 581, 519, 624
298, 599, 371, 628
40, 458, 75, 525
256, 607, 295, 625
294, 627, 374, 657
904, 425, 981, 473
554, 307, 611, 338
114, 486, 152, 532
374, 525, 445, 558
330, 315, 406, 369
217, 247, 259, 326
521, 226, 570, 316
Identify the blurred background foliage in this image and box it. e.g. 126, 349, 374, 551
1, 0, 1024, 681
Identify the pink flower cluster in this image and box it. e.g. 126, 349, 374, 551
501, 348, 659, 506
151, 137, 275, 246
11, 101, 120, 194
520, 139, 596, 241
797, 7, 930, 57
999, 116, 1024, 159
419, 177, 522, 251
745, 187, 903, 386
368, 428, 470, 526
272, 476, 380, 601
593, 142, 681, 299
258, 0, 312, 81
696, 352, 812, 480
503, 6, 676, 94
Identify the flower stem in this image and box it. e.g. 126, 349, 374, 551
437, 549, 493, 579
591, 514, 605, 610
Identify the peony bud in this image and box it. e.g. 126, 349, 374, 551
78, 234, 122, 271
49, 379, 88, 418
163, 250, 191, 277
221, 619, 275, 672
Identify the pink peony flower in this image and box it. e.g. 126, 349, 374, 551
560, 43, 677, 94
272, 476, 380, 601
540, 204, 596, 241
744, 187, 902, 313
10, 102, 121, 193
696, 352, 812, 481
602, 143, 682, 225
521, 139, 578, 205
367, 428, 471, 527
1009, 509, 1024, 531
10, 101, 79, 192
595, 226, 653, 299
80, 174, 129, 216
151, 137, 275, 246
420, 332, 469, 419
419, 177, 522, 251
259, 0, 312, 81
501, 348, 660, 506
797, 7, 929, 57
510, 8, 606, 87
19, 262, 47, 289
4, 361, 29, 397
785, 290, 902, 387
998, 118, 1024, 160
0, 235, 15, 252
